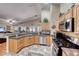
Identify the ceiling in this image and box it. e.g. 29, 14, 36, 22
0, 3, 42, 19
0, 3, 47, 24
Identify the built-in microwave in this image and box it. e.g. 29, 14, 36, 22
64, 17, 74, 32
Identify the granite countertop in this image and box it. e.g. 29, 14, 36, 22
9, 32, 54, 39
9, 34, 38, 39
0, 32, 54, 39
62, 47, 79, 56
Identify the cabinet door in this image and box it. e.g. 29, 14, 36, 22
21, 37, 25, 48
59, 14, 65, 22
31, 36, 35, 44
34, 36, 39, 44
17, 37, 24, 52
46, 36, 52, 46
9, 39, 17, 54
24, 36, 30, 46
65, 9, 73, 19
76, 5, 79, 33
20, 37, 24, 47
29, 36, 35, 45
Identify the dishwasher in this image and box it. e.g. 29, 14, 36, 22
39, 35, 47, 45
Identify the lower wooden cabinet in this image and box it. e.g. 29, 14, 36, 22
29, 36, 35, 45
46, 36, 52, 46
9, 35, 38, 54
9, 37, 24, 54
18, 37, 24, 48
9, 39, 20, 54
24, 36, 30, 46
9, 35, 52, 54
34, 36, 39, 44
24, 35, 39, 47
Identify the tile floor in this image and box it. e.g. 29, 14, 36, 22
6, 45, 55, 56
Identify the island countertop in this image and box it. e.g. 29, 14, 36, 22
0, 32, 54, 39
8, 32, 54, 39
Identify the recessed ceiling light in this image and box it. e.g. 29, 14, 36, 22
6, 19, 16, 24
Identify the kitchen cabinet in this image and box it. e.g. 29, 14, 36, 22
59, 14, 65, 31
9, 39, 18, 54
24, 36, 30, 46
9, 37, 24, 54
76, 5, 79, 33
46, 36, 52, 46
24, 35, 39, 46
56, 17, 60, 31
58, 7, 73, 32
34, 36, 39, 44
9, 35, 36, 54
18, 37, 24, 48
73, 4, 79, 33
65, 8, 73, 20
59, 14, 65, 22
9, 34, 53, 54
29, 36, 35, 45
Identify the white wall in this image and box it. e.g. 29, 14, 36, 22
41, 10, 51, 23
51, 4, 60, 25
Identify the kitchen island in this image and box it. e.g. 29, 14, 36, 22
8, 32, 53, 55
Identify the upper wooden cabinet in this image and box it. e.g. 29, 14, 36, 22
58, 5, 75, 32
59, 14, 65, 22
65, 8, 73, 19
65, 8, 73, 20
58, 14, 65, 31
59, 8, 73, 22
73, 4, 79, 33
